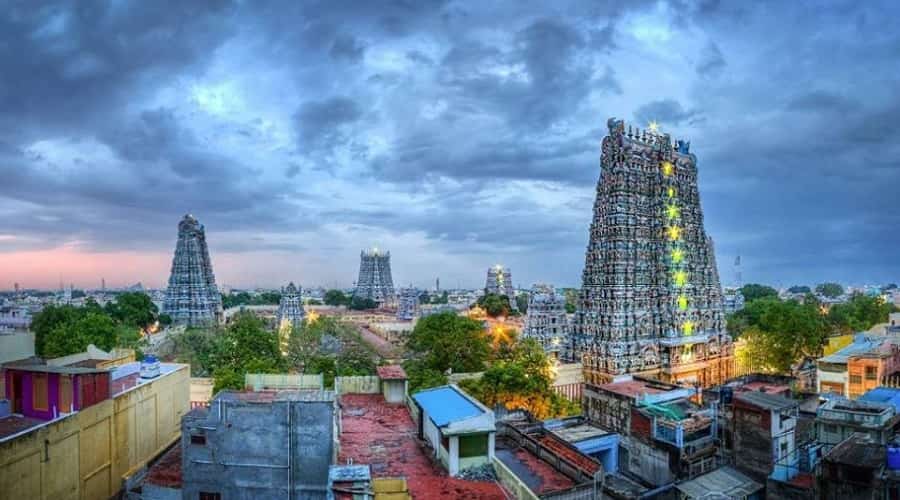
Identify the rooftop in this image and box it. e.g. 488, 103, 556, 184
110, 362, 186, 397
338, 393, 507, 499
376, 364, 407, 380
0, 414, 56, 441
214, 389, 336, 403
824, 433, 885, 469
740, 381, 792, 395
735, 391, 799, 412
495, 438, 574, 495
143, 444, 182, 489
412, 385, 491, 430
819, 335, 886, 364
675, 466, 763, 498
859, 387, 900, 411
549, 423, 612, 444
594, 376, 691, 403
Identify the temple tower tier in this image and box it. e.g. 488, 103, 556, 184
570, 118, 733, 387
353, 248, 396, 307
162, 214, 223, 327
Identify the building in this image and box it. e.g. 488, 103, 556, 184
675, 466, 764, 499
396, 287, 418, 321
817, 334, 899, 397
276, 282, 306, 354
0, 359, 189, 500
376, 365, 407, 404
161, 214, 223, 327
544, 416, 619, 474
723, 288, 746, 314
353, 248, 395, 307
732, 391, 800, 483
818, 433, 900, 500
815, 397, 900, 446
181, 389, 337, 500
485, 265, 517, 312
411, 385, 496, 477
522, 284, 569, 357
570, 118, 734, 387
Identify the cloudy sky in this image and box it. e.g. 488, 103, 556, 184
1, 0, 898, 291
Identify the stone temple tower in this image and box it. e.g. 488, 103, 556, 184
277, 282, 306, 331
162, 214, 223, 327
570, 118, 733, 388
485, 265, 517, 312
353, 248, 395, 307
396, 287, 418, 320
523, 284, 569, 358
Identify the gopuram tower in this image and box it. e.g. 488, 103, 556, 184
162, 214, 223, 327
485, 265, 518, 312
353, 248, 395, 307
570, 119, 733, 388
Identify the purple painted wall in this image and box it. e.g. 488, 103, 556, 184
7, 369, 61, 420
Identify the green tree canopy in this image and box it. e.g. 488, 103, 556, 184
105, 292, 158, 330
324, 289, 350, 306
562, 288, 578, 314
827, 293, 896, 334
477, 293, 512, 318
740, 283, 779, 303
407, 312, 490, 375
516, 293, 529, 314
730, 297, 828, 373
43, 311, 118, 358
816, 282, 845, 298
211, 312, 286, 392
788, 286, 811, 294
348, 295, 377, 310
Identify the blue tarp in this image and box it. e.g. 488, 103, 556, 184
860, 387, 900, 412
413, 386, 484, 426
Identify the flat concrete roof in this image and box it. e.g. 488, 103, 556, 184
551, 423, 612, 444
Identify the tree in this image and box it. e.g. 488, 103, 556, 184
43, 312, 118, 358
105, 292, 158, 330
788, 286, 811, 294
562, 288, 578, 314
478, 293, 512, 318
170, 327, 218, 376
158, 314, 173, 326
31, 304, 81, 356
348, 295, 377, 310
730, 298, 827, 373
324, 289, 349, 306
516, 293, 529, 314
211, 312, 286, 393
816, 282, 845, 298
827, 293, 897, 334
740, 284, 779, 303
459, 338, 579, 419
407, 312, 491, 375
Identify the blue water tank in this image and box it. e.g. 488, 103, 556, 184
887, 446, 900, 470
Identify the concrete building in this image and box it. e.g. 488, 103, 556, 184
817, 334, 898, 397
181, 389, 337, 500
411, 385, 496, 477
544, 416, 619, 473
818, 433, 900, 500
376, 365, 407, 404
815, 396, 900, 446
0, 360, 189, 500
732, 391, 800, 483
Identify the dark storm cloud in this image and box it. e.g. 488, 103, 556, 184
3, 0, 900, 286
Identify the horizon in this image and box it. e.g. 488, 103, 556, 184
2, 1, 899, 290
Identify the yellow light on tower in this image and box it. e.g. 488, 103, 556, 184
666, 225, 682, 241
682, 321, 695, 335
661, 161, 674, 176
678, 295, 688, 311
671, 248, 685, 264
666, 204, 680, 219
649, 121, 659, 133
674, 270, 688, 287
667, 187, 676, 198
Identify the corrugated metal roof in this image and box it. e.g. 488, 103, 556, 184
675, 466, 762, 498
818, 335, 885, 364
735, 391, 798, 411
860, 387, 900, 406
412, 385, 484, 426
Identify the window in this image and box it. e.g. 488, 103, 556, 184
199, 493, 221, 500
32, 373, 48, 411
780, 441, 788, 456
459, 435, 489, 458
849, 375, 862, 384
866, 366, 878, 380
190, 434, 206, 445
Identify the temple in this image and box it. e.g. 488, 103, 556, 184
396, 287, 418, 320
162, 214, 223, 327
485, 265, 517, 312
570, 119, 733, 388
353, 248, 395, 307
276, 282, 306, 346
522, 284, 569, 359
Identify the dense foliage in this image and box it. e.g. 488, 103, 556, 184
516, 293, 529, 314
562, 288, 578, 314
221, 291, 281, 309
418, 291, 449, 305
827, 293, 897, 334
209, 313, 286, 393
32, 294, 157, 358
348, 295, 378, 310
739, 283, 779, 303
816, 282, 845, 298
404, 312, 491, 392
477, 293, 513, 317
788, 285, 811, 294
324, 289, 350, 306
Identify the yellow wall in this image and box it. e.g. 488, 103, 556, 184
824, 334, 854, 356
0, 364, 189, 500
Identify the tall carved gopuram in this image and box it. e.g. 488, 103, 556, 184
570, 118, 733, 387
353, 248, 395, 307
162, 214, 223, 327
